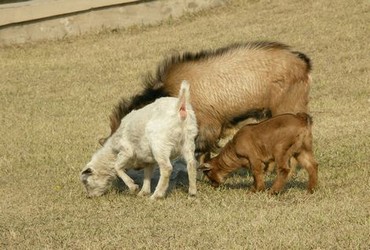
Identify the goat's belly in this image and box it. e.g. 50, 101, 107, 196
128, 160, 154, 170
126, 151, 155, 169
136, 154, 155, 165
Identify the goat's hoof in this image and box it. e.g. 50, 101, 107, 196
187, 195, 198, 202
138, 190, 151, 197
129, 184, 139, 194
246, 189, 256, 195
307, 188, 315, 194
150, 192, 165, 200
268, 189, 281, 196
188, 188, 197, 197
149, 195, 164, 200
188, 192, 197, 198
249, 187, 264, 194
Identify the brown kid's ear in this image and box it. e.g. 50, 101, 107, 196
198, 163, 213, 171
197, 152, 211, 165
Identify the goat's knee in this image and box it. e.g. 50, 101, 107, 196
114, 151, 138, 192
158, 163, 172, 178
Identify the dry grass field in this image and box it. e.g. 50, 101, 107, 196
1, 0, 369, 249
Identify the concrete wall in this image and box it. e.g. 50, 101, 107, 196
0, 0, 225, 46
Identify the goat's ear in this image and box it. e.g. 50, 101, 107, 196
98, 137, 107, 146
197, 152, 211, 165
198, 163, 213, 171
81, 168, 93, 184
82, 168, 93, 175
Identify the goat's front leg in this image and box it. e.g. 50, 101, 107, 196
138, 165, 154, 197
249, 158, 266, 192
114, 152, 139, 193
296, 150, 318, 194
151, 159, 173, 200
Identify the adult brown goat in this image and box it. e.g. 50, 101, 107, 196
100, 41, 312, 160
199, 113, 318, 194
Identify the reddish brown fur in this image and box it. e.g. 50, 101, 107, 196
200, 113, 318, 194
101, 41, 312, 159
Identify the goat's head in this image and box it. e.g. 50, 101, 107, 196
198, 162, 225, 187
80, 164, 115, 198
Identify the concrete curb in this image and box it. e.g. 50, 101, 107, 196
0, 0, 140, 26
0, 0, 225, 46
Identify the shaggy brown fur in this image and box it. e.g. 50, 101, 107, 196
100, 41, 312, 158
199, 113, 318, 194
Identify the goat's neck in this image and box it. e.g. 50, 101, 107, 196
90, 141, 118, 173
213, 143, 241, 175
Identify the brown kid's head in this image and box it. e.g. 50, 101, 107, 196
199, 162, 226, 187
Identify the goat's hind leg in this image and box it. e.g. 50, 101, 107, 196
296, 151, 318, 194
151, 158, 173, 200
138, 165, 154, 197
183, 145, 197, 197
114, 151, 139, 193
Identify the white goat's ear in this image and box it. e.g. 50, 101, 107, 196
98, 137, 107, 146
199, 163, 213, 171
81, 168, 93, 184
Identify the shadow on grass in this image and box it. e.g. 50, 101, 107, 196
213, 168, 310, 193
112, 158, 191, 196
111, 161, 310, 196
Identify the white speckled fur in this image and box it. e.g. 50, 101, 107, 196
81, 81, 198, 199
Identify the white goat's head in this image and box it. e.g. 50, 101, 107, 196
80, 148, 117, 197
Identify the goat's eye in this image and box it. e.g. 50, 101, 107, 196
210, 180, 220, 188
203, 169, 211, 175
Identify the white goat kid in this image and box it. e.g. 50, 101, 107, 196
80, 81, 198, 199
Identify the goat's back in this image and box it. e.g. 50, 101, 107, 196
119, 97, 193, 133
233, 113, 312, 153
157, 42, 311, 120
113, 97, 197, 156
105, 41, 312, 152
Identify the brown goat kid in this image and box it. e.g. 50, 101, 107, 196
199, 113, 318, 194
100, 41, 312, 160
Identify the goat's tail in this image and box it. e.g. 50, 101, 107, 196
296, 112, 313, 126
292, 51, 312, 73
177, 80, 191, 120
